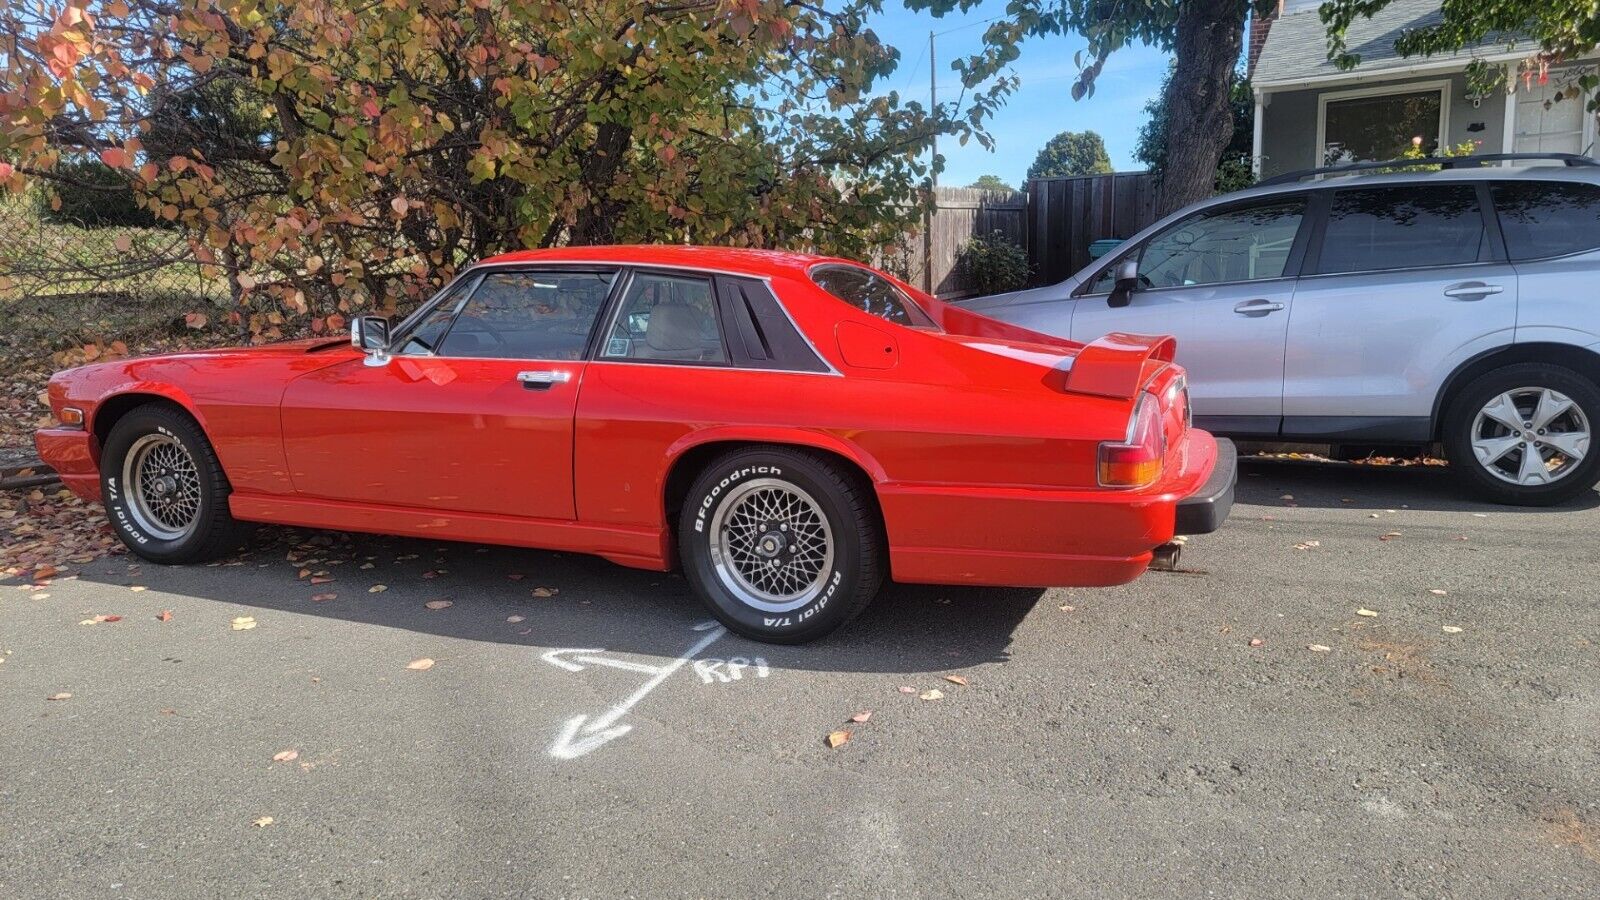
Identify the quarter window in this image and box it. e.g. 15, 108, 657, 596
1315, 185, 1485, 275
810, 265, 935, 328
1093, 198, 1305, 292
601, 272, 727, 363
1491, 181, 1600, 261
434, 269, 617, 360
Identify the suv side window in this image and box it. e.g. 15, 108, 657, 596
1087, 197, 1306, 293
1314, 184, 1486, 275
1490, 180, 1600, 261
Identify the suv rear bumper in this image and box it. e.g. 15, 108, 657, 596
1176, 438, 1236, 535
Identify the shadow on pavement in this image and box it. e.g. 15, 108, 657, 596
1237, 457, 1600, 514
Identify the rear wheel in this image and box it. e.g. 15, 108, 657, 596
678, 447, 883, 643
101, 404, 252, 563
1443, 364, 1599, 506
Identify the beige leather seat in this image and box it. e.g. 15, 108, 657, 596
635, 303, 716, 361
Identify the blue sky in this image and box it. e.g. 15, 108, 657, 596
866, 1, 1174, 187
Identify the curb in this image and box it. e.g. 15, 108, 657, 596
1, 457, 59, 491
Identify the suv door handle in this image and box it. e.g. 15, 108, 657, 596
1233, 299, 1285, 316
517, 370, 573, 389
1443, 282, 1504, 300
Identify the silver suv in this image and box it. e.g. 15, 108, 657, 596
966, 154, 1600, 506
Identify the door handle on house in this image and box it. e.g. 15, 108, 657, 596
516, 370, 573, 389
1233, 299, 1285, 316
1443, 282, 1504, 300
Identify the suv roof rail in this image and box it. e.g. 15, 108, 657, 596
1257, 153, 1600, 187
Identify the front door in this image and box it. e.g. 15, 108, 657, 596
1070, 194, 1309, 434
281, 267, 620, 520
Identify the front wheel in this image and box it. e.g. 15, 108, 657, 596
101, 403, 252, 563
678, 447, 883, 643
1443, 363, 1600, 506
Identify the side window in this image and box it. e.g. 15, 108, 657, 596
809, 265, 936, 328
434, 269, 617, 360
1315, 185, 1485, 275
398, 275, 478, 355
1491, 180, 1600, 261
1135, 198, 1306, 289
601, 272, 727, 363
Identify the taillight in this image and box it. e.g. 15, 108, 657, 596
1098, 394, 1165, 488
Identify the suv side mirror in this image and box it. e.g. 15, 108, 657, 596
1107, 258, 1139, 309
350, 315, 391, 353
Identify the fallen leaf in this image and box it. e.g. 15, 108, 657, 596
531, 587, 558, 598
1248, 638, 1264, 647
129, 585, 147, 593
406, 658, 435, 671
897, 686, 916, 694
272, 749, 299, 763
1427, 589, 1447, 596
1280, 494, 1294, 501
919, 688, 944, 701
47, 692, 72, 701
102, 615, 122, 623
1308, 644, 1332, 652
368, 584, 387, 593
309, 576, 333, 585
311, 593, 337, 602
232, 616, 257, 630
251, 816, 274, 828
944, 674, 968, 686
34, 565, 59, 580
423, 600, 452, 610
849, 710, 872, 723
1356, 608, 1379, 618
1441, 625, 1463, 634
825, 730, 851, 749
359, 562, 375, 570
1058, 603, 1076, 612
156, 610, 173, 622
506, 615, 526, 623
1293, 540, 1320, 550
1379, 532, 1402, 541
506, 573, 525, 581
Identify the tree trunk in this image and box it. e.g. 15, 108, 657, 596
1155, 0, 1249, 216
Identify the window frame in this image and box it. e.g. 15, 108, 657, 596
1487, 178, 1600, 263
1072, 192, 1316, 298
1300, 181, 1508, 279
593, 267, 734, 369
1315, 80, 1451, 168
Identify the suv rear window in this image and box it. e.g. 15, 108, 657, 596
1315, 184, 1487, 274
1491, 180, 1600, 261
810, 265, 936, 328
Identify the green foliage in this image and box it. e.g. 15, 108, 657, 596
959, 230, 1028, 296
38, 160, 157, 228
1136, 69, 1256, 195
1027, 131, 1113, 179
967, 174, 1014, 191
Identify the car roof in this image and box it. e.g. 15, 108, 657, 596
1229, 162, 1600, 205
477, 244, 848, 279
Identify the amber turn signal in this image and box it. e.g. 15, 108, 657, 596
1097, 395, 1164, 488
58, 406, 84, 427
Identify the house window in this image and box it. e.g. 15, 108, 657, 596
1319, 84, 1446, 165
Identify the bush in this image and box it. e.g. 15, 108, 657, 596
38, 159, 156, 228
960, 231, 1029, 296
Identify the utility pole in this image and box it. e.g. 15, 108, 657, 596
923, 29, 936, 293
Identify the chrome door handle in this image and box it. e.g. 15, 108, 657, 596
1443, 282, 1504, 300
1233, 299, 1285, 316
517, 370, 573, 389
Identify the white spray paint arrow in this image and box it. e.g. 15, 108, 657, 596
546, 621, 727, 760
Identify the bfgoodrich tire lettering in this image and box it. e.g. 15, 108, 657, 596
101, 403, 251, 563
679, 447, 883, 643
1443, 363, 1600, 507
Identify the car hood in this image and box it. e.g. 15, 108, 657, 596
156, 338, 352, 359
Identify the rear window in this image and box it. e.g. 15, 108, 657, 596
1315, 184, 1486, 274
1491, 180, 1600, 261
810, 265, 935, 328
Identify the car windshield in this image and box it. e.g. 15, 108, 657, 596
809, 264, 938, 329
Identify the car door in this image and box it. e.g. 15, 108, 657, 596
280, 266, 620, 519
1282, 182, 1518, 441
1070, 194, 1310, 435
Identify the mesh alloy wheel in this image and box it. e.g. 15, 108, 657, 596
707, 478, 835, 613
121, 432, 203, 541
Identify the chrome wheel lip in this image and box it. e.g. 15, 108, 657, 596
121, 433, 202, 541
1470, 386, 1590, 486
707, 477, 834, 614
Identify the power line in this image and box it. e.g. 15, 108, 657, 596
933, 13, 1006, 38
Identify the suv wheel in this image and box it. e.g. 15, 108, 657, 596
1443, 363, 1599, 506
678, 447, 883, 643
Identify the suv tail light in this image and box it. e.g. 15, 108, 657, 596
1098, 394, 1165, 488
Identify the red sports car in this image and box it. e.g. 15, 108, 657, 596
36, 246, 1234, 642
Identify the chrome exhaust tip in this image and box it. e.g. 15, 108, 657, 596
1149, 542, 1183, 572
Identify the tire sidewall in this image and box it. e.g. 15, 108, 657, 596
102, 407, 227, 561
680, 451, 865, 642
1445, 365, 1600, 506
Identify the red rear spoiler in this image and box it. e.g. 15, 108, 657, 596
1063, 333, 1177, 400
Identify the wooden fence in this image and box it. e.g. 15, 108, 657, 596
903, 172, 1160, 299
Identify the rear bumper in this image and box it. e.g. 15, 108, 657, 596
34, 427, 101, 501
1175, 438, 1236, 535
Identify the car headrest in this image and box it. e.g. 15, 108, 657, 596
644, 303, 707, 352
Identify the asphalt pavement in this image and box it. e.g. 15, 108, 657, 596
2, 460, 1598, 899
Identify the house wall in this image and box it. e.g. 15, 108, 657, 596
1258, 70, 1507, 177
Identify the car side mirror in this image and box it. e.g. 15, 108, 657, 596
350, 315, 390, 353
1107, 259, 1139, 309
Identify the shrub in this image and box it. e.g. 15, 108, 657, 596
960, 231, 1029, 296
38, 159, 156, 228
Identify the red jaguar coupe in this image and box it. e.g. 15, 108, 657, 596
36, 246, 1234, 642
